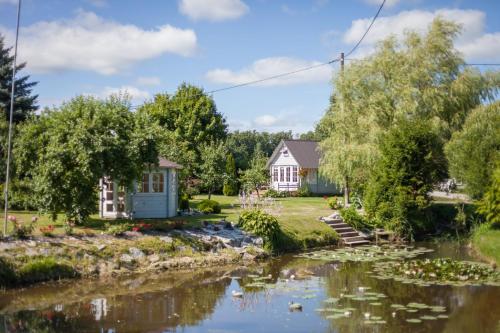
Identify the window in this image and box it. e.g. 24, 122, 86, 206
286, 167, 291, 182
292, 166, 298, 182
152, 173, 164, 193
280, 167, 284, 182
138, 173, 149, 193
283, 149, 289, 157
273, 167, 278, 182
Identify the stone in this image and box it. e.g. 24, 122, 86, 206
96, 244, 106, 251
128, 247, 145, 259
120, 253, 134, 264
253, 237, 264, 246
148, 254, 161, 263
159, 236, 173, 243
242, 252, 256, 261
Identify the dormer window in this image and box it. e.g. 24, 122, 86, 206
283, 149, 289, 157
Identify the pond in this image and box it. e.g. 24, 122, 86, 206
1, 241, 499, 333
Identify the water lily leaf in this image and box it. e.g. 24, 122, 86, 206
420, 315, 437, 320
406, 319, 422, 323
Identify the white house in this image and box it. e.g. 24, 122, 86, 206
99, 157, 182, 219
266, 140, 340, 194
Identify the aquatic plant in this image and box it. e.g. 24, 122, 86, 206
372, 258, 500, 286
296, 245, 433, 263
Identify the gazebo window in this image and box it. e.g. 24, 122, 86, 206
138, 173, 150, 193
152, 173, 164, 193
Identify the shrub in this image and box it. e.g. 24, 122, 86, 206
105, 223, 131, 236
18, 257, 78, 285
198, 199, 221, 214
64, 221, 75, 235
0, 257, 16, 288
9, 216, 34, 239
39, 225, 55, 237
296, 185, 311, 197
327, 197, 343, 210
263, 189, 287, 198
179, 193, 189, 211
340, 206, 369, 230
238, 209, 281, 251
136, 236, 175, 254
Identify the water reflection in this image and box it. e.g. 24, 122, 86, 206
0, 242, 499, 333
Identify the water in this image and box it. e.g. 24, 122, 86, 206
1, 241, 499, 333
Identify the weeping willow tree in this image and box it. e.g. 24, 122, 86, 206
319, 17, 499, 205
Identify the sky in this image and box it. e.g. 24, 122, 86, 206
1, 0, 499, 134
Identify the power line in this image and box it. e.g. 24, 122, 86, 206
131, 0, 387, 108
344, 0, 386, 58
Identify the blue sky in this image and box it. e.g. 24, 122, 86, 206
1, 0, 499, 133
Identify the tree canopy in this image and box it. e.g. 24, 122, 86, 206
319, 18, 499, 203
14, 95, 157, 222
138, 83, 227, 179
197, 141, 227, 199
445, 102, 500, 199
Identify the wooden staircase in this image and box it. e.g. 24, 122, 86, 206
322, 216, 370, 247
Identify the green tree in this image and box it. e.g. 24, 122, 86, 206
0, 34, 38, 123
364, 120, 447, 238
319, 18, 499, 205
226, 130, 292, 171
14, 95, 157, 222
197, 141, 227, 200
138, 83, 227, 178
223, 153, 238, 196
477, 164, 500, 226
445, 102, 500, 199
239, 144, 269, 198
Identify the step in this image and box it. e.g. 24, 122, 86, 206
344, 240, 371, 247
331, 227, 355, 232
343, 236, 367, 242
325, 221, 349, 227
339, 231, 359, 237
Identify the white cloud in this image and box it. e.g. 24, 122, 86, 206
206, 57, 333, 87
101, 85, 150, 101
136, 76, 161, 86
343, 9, 500, 62
179, 0, 249, 21
0, 10, 197, 75
364, 0, 400, 8
254, 115, 279, 127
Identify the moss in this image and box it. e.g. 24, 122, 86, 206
136, 236, 175, 254
18, 257, 78, 285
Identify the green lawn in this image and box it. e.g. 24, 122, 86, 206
178, 195, 338, 250
472, 223, 500, 265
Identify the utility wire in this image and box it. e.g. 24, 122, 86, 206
131, 0, 387, 108
344, 0, 386, 58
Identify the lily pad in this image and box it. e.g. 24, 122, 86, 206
406, 319, 422, 323
420, 315, 437, 320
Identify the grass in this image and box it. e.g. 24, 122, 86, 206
176, 195, 339, 250
472, 223, 500, 265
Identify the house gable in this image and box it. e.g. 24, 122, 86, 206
267, 141, 299, 168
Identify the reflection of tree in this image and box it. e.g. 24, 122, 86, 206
0, 268, 233, 332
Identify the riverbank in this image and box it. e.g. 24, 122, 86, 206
0, 221, 270, 288
471, 223, 500, 266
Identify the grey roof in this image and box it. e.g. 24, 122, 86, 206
267, 140, 320, 169
158, 157, 183, 169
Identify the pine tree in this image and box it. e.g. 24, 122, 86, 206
0, 34, 38, 123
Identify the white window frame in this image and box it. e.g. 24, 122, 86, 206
292, 166, 298, 182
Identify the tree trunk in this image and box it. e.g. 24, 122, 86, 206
256, 187, 260, 199
208, 189, 212, 200
344, 176, 349, 207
